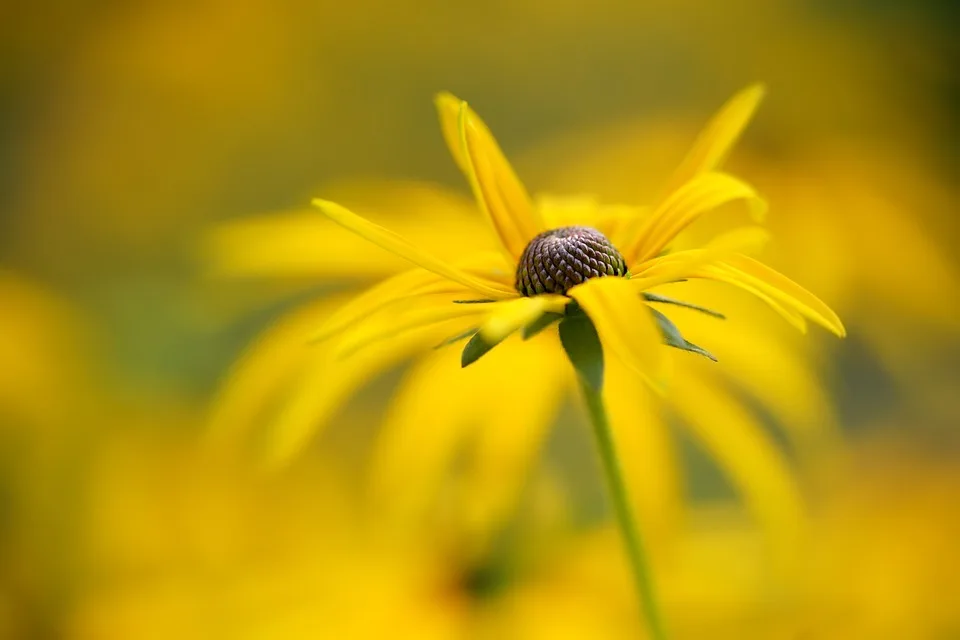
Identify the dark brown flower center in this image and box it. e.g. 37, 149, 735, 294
515, 226, 628, 296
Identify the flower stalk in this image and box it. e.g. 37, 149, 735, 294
579, 376, 668, 640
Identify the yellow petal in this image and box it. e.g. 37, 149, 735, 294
671, 371, 805, 568
312, 198, 516, 299
310, 269, 445, 342
627, 227, 772, 294
696, 314, 840, 450
440, 98, 544, 260
435, 91, 470, 173
205, 296, 343, 448
697, 255, 846, 337
568, 277, 665, 388
457, 340, 568, 548
603, 357, 682, 543
367, 338, 567, 550
478, 294, 567, 343
368, 338, 568, 548
200, 210, 411, 281
333, 295, 488, 357
625, 171, 766, 266
661, 84, 766, 196
263, 317, 468, 467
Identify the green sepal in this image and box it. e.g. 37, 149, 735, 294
558, 310, 604, 391
521, 312, 564, 340
461, 331, 504, 368
650, 308, 717, 362
642, 292, 725, 319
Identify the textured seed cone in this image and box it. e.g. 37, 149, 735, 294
515, 226, 628, 296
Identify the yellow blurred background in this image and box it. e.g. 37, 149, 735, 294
1, 0, 958, 638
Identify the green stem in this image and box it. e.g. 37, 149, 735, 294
579, 377, 668, 640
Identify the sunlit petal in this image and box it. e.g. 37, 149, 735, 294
313, 199, 516, 299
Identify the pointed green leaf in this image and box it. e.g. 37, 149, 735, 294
461, 331, 501, 368
521, 311, 564, 340
649, 308, 717, 362
558, 311, 604, 390
642, 292, 726, 319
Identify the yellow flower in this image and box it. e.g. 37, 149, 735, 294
208, 87, 845, 568
309, 84, 842, 408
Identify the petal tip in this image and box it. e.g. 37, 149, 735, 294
434, 91, 463, 113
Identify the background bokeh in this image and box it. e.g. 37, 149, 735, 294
1, 0, 958, 637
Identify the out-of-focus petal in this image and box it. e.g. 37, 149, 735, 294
660, 84, 766, 196
313, 199, 515, 299
310, 269, 448, 342
625, 172, 766, 266
368, 335, 568, 552
671, 371, 805, 571
262, 317, 472, 468
333, 295, 488, 357
603, 358, 682, 545
206, 296, 345, 448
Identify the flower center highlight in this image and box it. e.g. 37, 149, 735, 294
515, 226, 628, 296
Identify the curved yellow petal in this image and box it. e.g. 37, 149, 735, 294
458, 339, 568, 549
435, 91, 470, 173
312, 198, 515, 299
568, 277, 665, 389
604, 357, 682, 544
661, 84, 766, 196
368, 334, 567, 551
310, 269, 445, 342
625, 172, 766, 266
437, 97, 545, 260
696, 255, 846, 337
263, 317, 469, 468
671, 371, 805, 568
478, 294, 566, 343
333, 295, 487, 357
205, 298, 343, 449
627, 227, 772, 294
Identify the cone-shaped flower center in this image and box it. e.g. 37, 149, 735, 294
515, 226, 628, 296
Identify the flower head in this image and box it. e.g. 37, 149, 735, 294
311, 85, 844, 389
208, 87, 846, 560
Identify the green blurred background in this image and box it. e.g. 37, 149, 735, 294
1, 0, 958, 637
